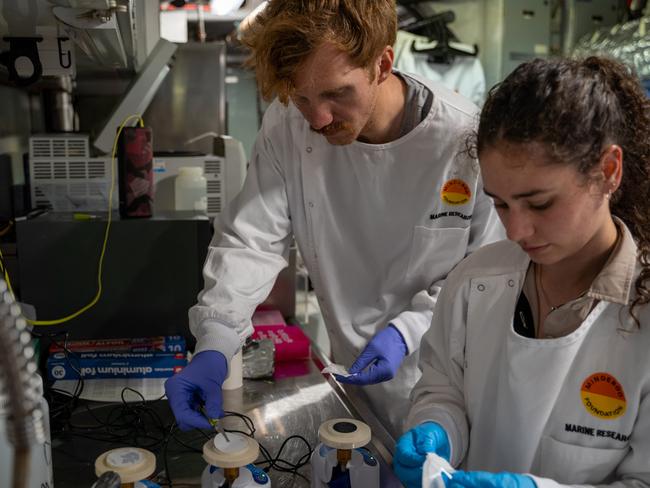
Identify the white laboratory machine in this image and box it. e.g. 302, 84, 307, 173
201, 432, 271, 488
310, 419, 379, 488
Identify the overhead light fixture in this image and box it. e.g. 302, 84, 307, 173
93, 39, 178, 154
210, 0, 245, 16
51, 6, 128, 67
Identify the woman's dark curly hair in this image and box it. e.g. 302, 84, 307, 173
471, 56, 650, 326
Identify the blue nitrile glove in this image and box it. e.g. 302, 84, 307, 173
394, 422, 451, 488
335, 324, 408, 385
164, 350, 228, 431
445, 471, 537, 488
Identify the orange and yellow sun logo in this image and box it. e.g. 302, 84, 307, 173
581, 372, 627, 420
441, 178, 471, 205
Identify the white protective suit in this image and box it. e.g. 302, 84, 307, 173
407, 238, 650, 487
189, 74, 504, 437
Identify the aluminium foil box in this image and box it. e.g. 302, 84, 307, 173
48, 335, 186, 354
47, 351, 187, 381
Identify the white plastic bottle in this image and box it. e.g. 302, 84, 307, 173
175, 166, 208, 213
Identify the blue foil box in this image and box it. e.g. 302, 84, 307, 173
47, 351, 187, 380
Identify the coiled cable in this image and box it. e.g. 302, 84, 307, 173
0, 278, 45, 488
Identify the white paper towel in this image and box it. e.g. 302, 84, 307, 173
321, 363, 355, 377
422, 452, 455, 488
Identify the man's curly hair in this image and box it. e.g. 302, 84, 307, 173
240, 0, 397, 104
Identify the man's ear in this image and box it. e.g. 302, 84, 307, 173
376, 45, 394, 84
600, 144, 623, 194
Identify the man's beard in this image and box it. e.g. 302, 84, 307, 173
310, 120, 356, 144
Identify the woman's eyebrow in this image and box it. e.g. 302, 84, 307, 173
483, 188, 551, 199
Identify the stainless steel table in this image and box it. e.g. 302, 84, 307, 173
51, 347, 403, 487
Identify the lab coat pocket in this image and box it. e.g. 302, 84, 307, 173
406, 226, 470, 287
538, 435, 628, 484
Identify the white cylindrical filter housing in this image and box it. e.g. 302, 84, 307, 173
175, 166, 207, 212
222, 350, 243, 390
95, 447, 156, 484
0, 375, 53, 488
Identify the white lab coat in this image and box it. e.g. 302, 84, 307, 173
407, 238, 650, 487
189, 73, 504, 437
394, 31, 487, 105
